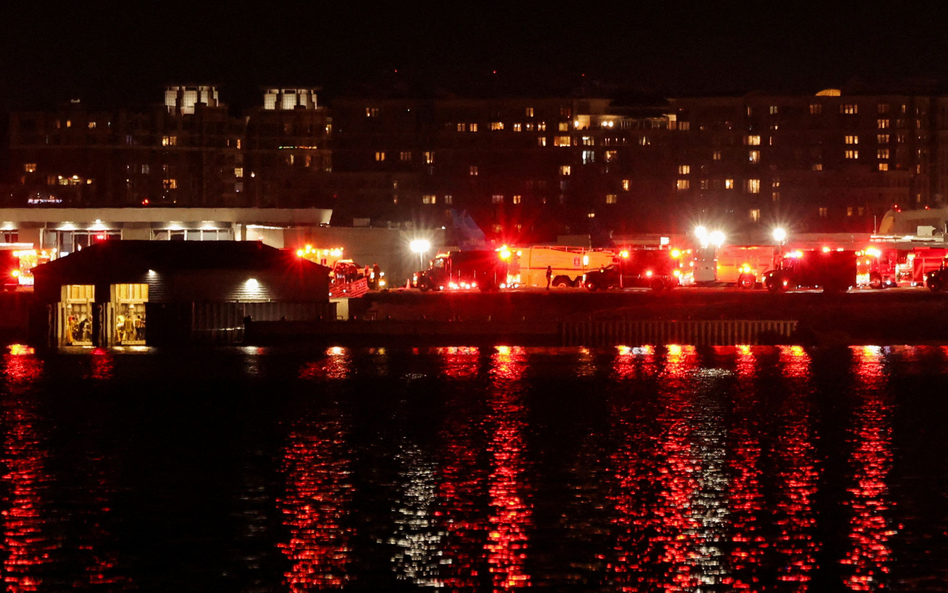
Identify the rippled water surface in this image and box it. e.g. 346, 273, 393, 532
2, 345, 948, 592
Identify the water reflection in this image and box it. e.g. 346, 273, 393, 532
298, 347, 352, 381
486, 346, 532, 589
278, 410, 352, 591
1, 353, 52, 592
841, 346, 895, 591
774, 346, 821, 589
389, 441, 443, 587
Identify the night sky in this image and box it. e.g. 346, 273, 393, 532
3, 2, 948, 110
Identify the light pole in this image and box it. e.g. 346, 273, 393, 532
410, 239, 430, 271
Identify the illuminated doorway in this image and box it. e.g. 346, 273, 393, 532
61, 285, 95, 346
111, 284, 148, 345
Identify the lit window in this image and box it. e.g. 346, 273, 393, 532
512, 195, 522, 204
750, 209, 761, 222
235, 167, 243, 178
746, 179, 760, 193
163, 178, 177, 190
457, 123, 466, 132
810, 103, 823, 115
525, 123, 534, 131
878, 163, 889, 171
444, 195, 453, 204
877, 149, 890, 159
700, 179, 709, 190
66, 120, 71, 128
513, 123, 522, 132
554, 136, 571, 147
582, 136, 594, 146
847, 206, 854, 216
537, 122, 546, 131
492, 195, 504, 204
677, 179, 690, 190
469, 123, 478, 132
605, 194, 617, 204
622, 179, 630, 191
845, 135, 859, 144
375, 151, 386, 162
162, 136, 177, 146
812, 164, 823, 171
639, 136, 650, 146
422, 194, 436, 205
526, 107, 534, 118
582, 150, 594, 164
400, 151, 411, 162
819, 207, 828, 218
878, 119, 889, 129
88, 121, 96, 129
749, 150, 760, 163
469, 166, 478, 176
560, 165, 571, 176
725, 179, 734, 190
558, 122, 569, 132
424, 152, 435, 164
877, 134, 889, 144
491, 122, 504, 131
712, 150, 722, 161
678, 165, 690, 175
679, 121, 690, 131
746, 135, 761, 146
773, 192, 781, 202
845, 150, 858, 159
878, 103, 890, 114
841, 104, 858, 114
769, 105, 778, 115
24, 163, 36, 173
538, 137, 547, 147
604, 150, 617, 163
366, 108, 379, 117
393, 196, 398, 204
236, 139, 242, 150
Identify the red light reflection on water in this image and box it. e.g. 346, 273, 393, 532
438, 347, 480, 380
1, 353, 51, 593
840, 347, 894, 591
774, 346, 821, 589
298, 347, 351, 381
726, 346, 766, 590
83, 349, 114, 381
485, 346, 531, 590
612, 345, 656, 380
278, 416, 352, 591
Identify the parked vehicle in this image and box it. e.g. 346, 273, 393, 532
583, 249, 681, 292
510, 246, 614, 288
693, 245, 775, 289
415, 251, 507, 292
1, 251, 19, 292
925, 257, 948, 292
764, 249, 857, 293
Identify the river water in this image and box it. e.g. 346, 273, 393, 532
1, 344, 947, 592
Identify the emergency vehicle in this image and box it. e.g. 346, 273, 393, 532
415, 250, 507, 292
509, 246, 614, 288
925, 256, 948, 292
693, 245, 776, 289
1, 251, 19, 291
582, 248, 682, 292
764, 249, 857, 293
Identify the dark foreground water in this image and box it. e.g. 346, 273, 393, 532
1, 345, 948, 592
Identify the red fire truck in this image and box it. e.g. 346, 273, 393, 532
764, 249, 857, 293
415, 250, 508, 292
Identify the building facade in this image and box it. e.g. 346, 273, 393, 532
8, 84, 948, 244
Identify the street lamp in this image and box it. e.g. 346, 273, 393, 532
773, 227, 787, 244
410, 239, 431, 270
709, 230, 725, 247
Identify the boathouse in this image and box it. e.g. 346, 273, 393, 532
31, 240, 332, 347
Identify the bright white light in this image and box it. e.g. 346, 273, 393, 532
246, 278, 260, 289
773, 227, 787, 242
410, 239, 430, 254
709, 230, 725, 247
694, 226, 708, 241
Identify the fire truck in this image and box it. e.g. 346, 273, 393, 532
693, 245, 776, 289
925, 256, 948, 292
1, 251, 19, 291
764, 249, 857, 293
509, 246, 615, 288
415, 250, 508, 292
582, 248, 682, 292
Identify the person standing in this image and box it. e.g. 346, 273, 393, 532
545, 265, 553, 290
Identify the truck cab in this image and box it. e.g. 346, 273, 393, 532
416, 251, 507, 292
925, 257, 948, 292
583, 249, 681, 292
